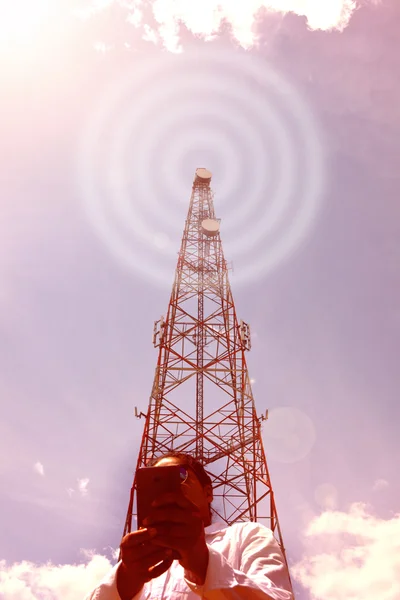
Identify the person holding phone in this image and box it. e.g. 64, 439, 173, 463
85, 451, 293, 600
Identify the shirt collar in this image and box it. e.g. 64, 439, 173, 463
204, 521, 228, 536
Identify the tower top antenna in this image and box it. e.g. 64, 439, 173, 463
195, 167, 212, 183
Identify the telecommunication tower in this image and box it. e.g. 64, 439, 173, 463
123, 168, 293, 590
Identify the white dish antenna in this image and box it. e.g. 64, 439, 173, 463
195, 167, 212, 181
201, 218, 220, 237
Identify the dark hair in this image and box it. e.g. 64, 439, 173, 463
146, 451, 212, 489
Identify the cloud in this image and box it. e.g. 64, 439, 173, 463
78, 478, 90, 496
126, 3, 143, 28
93, 41, 113, 53
77, 1, 373, 52
372, 478, 389, 492
64, 478, 90, 498
146, 0, 359, 51
142, 24, 159, 45
74, 0, 115, 21
0, 553, 113, 600
292, 503, 400, 600
33, 462, 44, 477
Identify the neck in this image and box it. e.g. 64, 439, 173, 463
203, 511, 212, 527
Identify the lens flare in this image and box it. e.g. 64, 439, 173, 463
78, 46, 326, 288
262, 406, 317, 464
0, 0, 52, 46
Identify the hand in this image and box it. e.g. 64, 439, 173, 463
143, 492, 209, 584
117, 527, 175, 600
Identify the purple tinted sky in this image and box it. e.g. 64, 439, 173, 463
1, 2, 399, 599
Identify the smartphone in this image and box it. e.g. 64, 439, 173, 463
136, 465, 183, 530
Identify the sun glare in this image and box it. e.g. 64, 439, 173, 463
0, 0, 53, 46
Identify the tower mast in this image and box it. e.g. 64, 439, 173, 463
123, 168, 293, 592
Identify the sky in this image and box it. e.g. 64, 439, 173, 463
1, 0, 400, 598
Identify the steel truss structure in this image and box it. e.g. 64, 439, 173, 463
122, 168, 292, 587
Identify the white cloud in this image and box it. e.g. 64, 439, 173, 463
33, 462, 44, 477
74, 0, 115, 21
0, 553, 113, 600
143, 24, 159, 45
372, 478, 389, 492
126, 1, 143, 28
78, 478, 90, 496
292, 503, 400, 600
135, 0, 361, 52
93, 41, 113, 53
77, 1, 375, 52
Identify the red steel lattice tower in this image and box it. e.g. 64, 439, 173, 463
123, 168, 292, 590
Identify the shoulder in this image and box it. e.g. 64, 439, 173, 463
228, 523, 285, 564
225, 521, 275, 544
230, 521, 274, 536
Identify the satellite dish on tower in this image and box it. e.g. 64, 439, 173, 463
195, 168, 212, 182
201, 218, 220, 237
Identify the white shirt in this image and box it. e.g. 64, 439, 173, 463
85, 521, 293, 600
